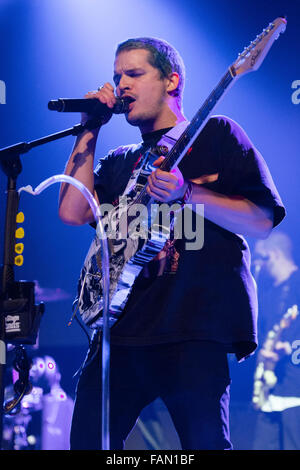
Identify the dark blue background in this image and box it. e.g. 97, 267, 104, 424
0, 0, 299, 449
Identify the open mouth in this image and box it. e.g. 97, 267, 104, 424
123, 96, 136, 111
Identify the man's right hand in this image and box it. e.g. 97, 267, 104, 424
59, 84, 116, 226
81, 82, 117, 126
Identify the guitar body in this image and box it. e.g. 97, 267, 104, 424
75, 123, 189, 329
77, 203, 169, 328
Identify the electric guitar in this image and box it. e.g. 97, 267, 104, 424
74, 17, 287, 329
252, 304, 299, 411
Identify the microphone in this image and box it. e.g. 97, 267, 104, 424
48, 97, 130, 116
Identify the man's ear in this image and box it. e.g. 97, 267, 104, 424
166, 72, 180, 95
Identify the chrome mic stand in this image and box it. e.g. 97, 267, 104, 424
0, 118, 111, 449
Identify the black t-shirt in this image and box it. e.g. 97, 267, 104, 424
94, 115, 285, 361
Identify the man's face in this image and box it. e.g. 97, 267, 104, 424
113, 49, 171, 131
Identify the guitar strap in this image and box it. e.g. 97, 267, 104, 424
117, 120, 190, 277
122, 120, 190, 198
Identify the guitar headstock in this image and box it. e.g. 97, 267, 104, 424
231, 17, 287, 77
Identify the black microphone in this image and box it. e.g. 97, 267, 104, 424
48, 97, 130, 116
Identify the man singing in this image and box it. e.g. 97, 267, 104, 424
59, 37, 285, 450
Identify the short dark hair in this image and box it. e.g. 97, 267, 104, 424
115, 37, 185, 104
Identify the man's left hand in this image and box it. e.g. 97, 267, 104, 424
146, 156, 187, 203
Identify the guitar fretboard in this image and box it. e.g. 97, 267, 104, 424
136, 68, 235, 208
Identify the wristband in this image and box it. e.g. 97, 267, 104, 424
174, 182, 193, 206
182, 181, 193, 204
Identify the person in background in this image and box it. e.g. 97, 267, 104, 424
58, 37, 285, 450
252, 231, 300, 450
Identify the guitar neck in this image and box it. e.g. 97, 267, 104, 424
137, 67, 236, 208
160, 67, 236, 172
264, 305, 299, 350
136, 17, 287, 207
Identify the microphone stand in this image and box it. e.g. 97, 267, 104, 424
0, 146, 21, 449
0, 117, 110, 449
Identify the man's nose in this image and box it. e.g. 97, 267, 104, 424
118, 74, 131, 92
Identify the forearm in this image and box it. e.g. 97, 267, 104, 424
59, 127, 100, 225
189, 183, 273, 239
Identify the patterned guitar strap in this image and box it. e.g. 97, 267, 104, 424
122, 120, 190, 275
